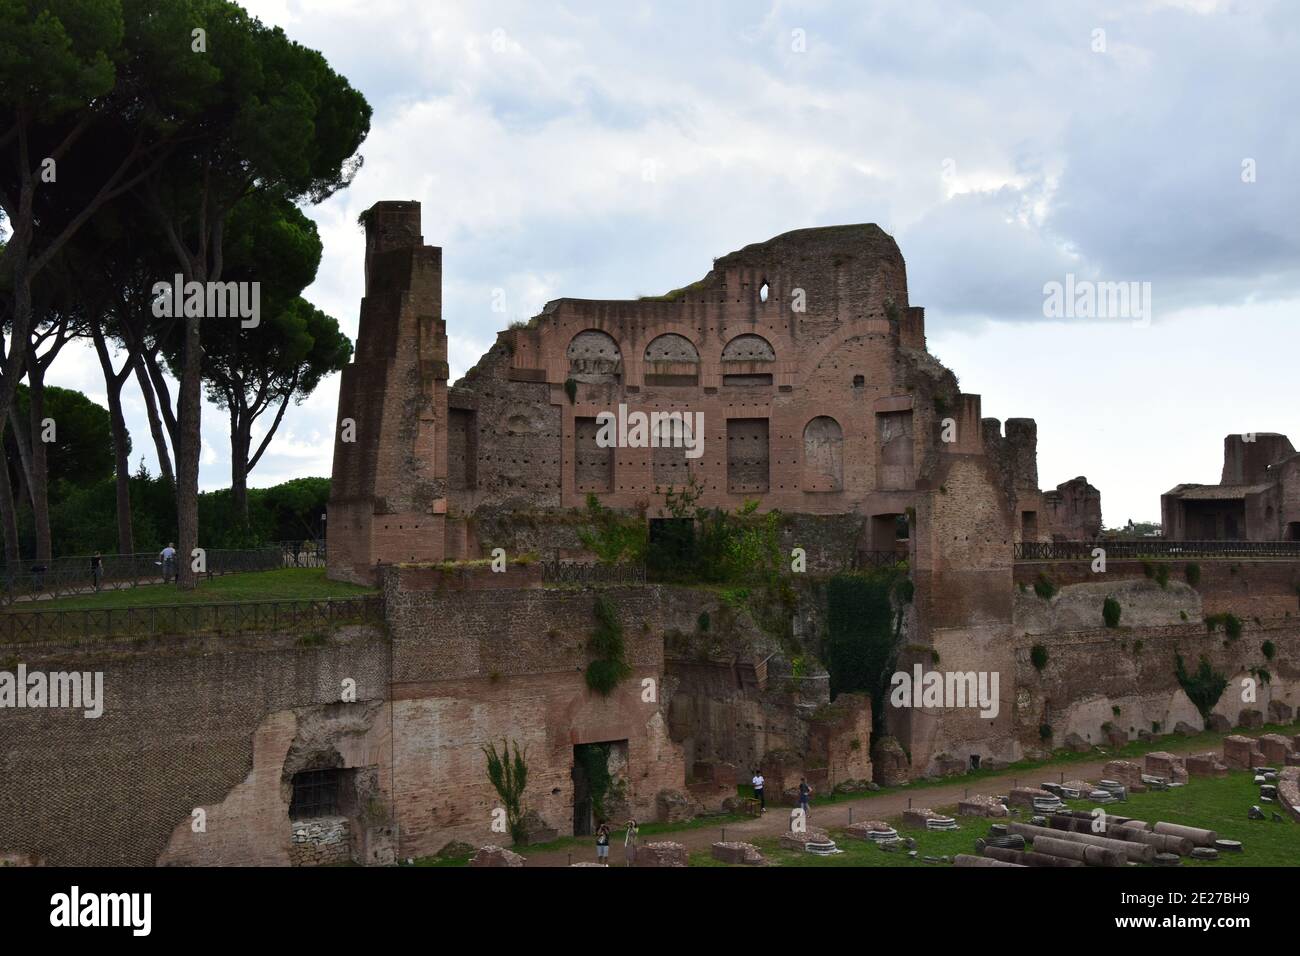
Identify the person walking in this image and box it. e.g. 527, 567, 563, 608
595, 821, 611, 865
91, 552, 103, 592
623, 819, 639, 867
160, 543, 176, 584
752, 769, 766, 813
798, 777, 812, 821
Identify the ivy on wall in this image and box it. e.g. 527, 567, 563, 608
824, 569, 909, 735
586, 594, 632, 695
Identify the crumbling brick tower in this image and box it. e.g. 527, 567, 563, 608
328, 201, 449, 584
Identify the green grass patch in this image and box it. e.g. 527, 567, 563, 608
3, 568, 375, 612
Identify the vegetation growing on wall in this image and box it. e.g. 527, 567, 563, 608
1174, 654, 1228, 722
824, 569, 909, 735
1185, 563, 1201, 587
1205, 613, 1243, 641
575, 743, 624, 821
578, 494, 648, 564
1030, 643, 1049, 671
586, 595, 632, 695
1103, 596, 1122, 628
482, 739, 529, 845
1033, 573, 1057, 600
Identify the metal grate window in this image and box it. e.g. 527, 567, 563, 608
290, 769, 343, 820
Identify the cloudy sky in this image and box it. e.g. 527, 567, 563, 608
41, 0, 1300, 525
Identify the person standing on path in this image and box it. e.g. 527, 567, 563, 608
91, 552, 103, 592
160, 543, 176, 584
752, 769, 766, 813
595, 822, 610, 864
798, 777, 812, 820
624, 819, 639, 867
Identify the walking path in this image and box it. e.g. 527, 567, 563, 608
519, 754, 1175, 867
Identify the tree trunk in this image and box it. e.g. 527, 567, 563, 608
25, 348, 52, 562
131, 351, 175, 486
174, 308, 203, 589
92, 323, 135, 555
230, 405, 251, 530
0, 442, 20, 565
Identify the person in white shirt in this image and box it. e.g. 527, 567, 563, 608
160, 543, 177, 583
752, 770, 766, 812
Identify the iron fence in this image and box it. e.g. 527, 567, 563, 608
540, 561, 647, 586
855, 550, 911, 570
0, 595, 382, 644
1015, 539, 1300, 561
0, 543, 331, 605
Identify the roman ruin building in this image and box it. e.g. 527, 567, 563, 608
3, 201, 1295, 867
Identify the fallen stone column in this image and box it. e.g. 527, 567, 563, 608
981, 845, 1082, 868
1106, 826, 1193, 856
1008, 821, 1155, 863
1151, 822, 1218, 847
955, 853, 1024, 867
1030, 834, 1125, 867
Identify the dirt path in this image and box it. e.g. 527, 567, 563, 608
519, 755, 1168, 867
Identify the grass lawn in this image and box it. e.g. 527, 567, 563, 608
694, 771, 1298, 867
2, 568, 375, 613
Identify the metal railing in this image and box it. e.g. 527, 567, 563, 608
0, 595, 382, 644
0, 543, 331, 605
855, 550, 911, 570
540, 561, 647, 586
1015, 539, 1300, 561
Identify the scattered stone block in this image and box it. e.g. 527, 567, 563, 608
1063, 733, 1091, 753
1144, 752, 1188, 784
901, 808, 938, 829
1258, 734, 1293, 764
711, 841, 766, 865
778, 827, 829, 851
655, 788, 695, 824
1174, 720, 1199, 736
958, 794, 1008, 818
635, 841, 688, 867
1222, 735, 1256, 770
1267, 701, 1293, 724
1207, 714, 1231, 733
1238, 709, 1264, 730
846, 821, 898, 842
1008, 787, 1057, 809
1101, 760, 1147, 792
469, 845, 525, 867
1278, 767, 1300, 823
871, 735, 911, 787
1186, 752, 1229, 777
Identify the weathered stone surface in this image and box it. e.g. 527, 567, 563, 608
1267, 701, 1294, 724
1207, 714, 1232, 734
1238, 709, 1264, 730
901, 808, 938, 828
711, 841, 766, 865
1278, 768, 1300, 823
1144, 752, 1188, 784
871, 736, 910, 787
635, 841, 688, 867
1063, 733, 1091, 753
469, 845, 525, 867
1185, 752, 1229, 777
1008, 787, 1055, 808
1258, 734, 1293, 764
778, 827, 829, 850
655, 789, 695, 824
958, 794, 1008, 818
1102, 760, 1147, 792
1223, 735, 1256, 770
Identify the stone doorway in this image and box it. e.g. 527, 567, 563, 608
572, 740, 629, 835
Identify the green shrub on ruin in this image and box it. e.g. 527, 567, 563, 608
578, 493, 647, 564
564, 378, 578, 403
1205, 612, 1243, 641
1184, 563, 1201, 588
1154, 564, 1170, 589
1033, 573, 1056, 600
1030, 643, 1049, 671
1262, 639, 1276, 661
482, 739, 529, 845
1102, 596, 1122, 628
1174, 654, 1228, 723
1039, 723, 1053, 741
585, 595, 632, 696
